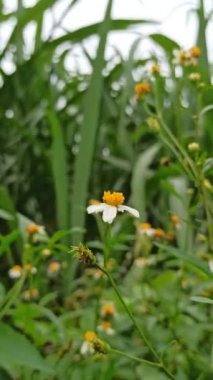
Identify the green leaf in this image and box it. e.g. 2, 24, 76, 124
0, 230, 20, 256
196, 0, 210, 82
0, 323, 54, 376
191, 296, 213, 304
0, 210, 14, 221
130, 143, 161, 220
156, 243, 212, 277
45, 19, 157, 51
149, 33, 180, 55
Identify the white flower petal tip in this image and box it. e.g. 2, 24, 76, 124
118, 205, 140, 218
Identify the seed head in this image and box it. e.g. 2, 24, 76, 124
70, 244, 96, 265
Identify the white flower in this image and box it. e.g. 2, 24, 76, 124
98, 321, 115, 335
137, 223, 155, 237
80, 331, 97, 355
87, 191, 139, 224
80, 341, 94, 355
8, 265, 22, 279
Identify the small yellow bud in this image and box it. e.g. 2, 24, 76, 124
188, 72, 201, 82
146, 117, 160, 132
203, 178, 212, 191
188, 142, 200, 152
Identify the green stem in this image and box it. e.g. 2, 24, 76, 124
110, 348, 162, 368
201, 185, 213, 251
97, 265, 175, 379
98, 265, 159, 359
103, 225, 111, 267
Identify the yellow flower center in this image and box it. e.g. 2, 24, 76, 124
48, 262, 60, 272
139, 223, 152, 230
154, 228, 165, 238
101, 304, 115, 316
189, 46, 200, 58
11, 265, 22, 272
102, 191, 125, 206
26, 223, 40, 235
100, 321, 112, 330
171, 215, 180, 225
134, 82, 151, 96
84, 331, 97, 341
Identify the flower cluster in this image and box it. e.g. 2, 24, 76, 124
173, 46, 201, 66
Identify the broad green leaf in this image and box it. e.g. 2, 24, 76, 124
0, 322, 53, 376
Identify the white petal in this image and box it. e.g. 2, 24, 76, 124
80, 342, 89, 355
118, 205, 140, 218
102, 204, 117, 224
87, 203, 105, 214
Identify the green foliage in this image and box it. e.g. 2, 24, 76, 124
0, 0, 212, 379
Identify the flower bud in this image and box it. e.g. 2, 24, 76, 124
91, 337, 110, 355
188, 142, 200, 153
146, 117, 160, 132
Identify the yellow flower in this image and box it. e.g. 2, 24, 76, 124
171, 215, 181, 226
98, 321, 114, 335
138, 223, 155, 237
84, 331, 97, 341
134, 257, 150, 267
101, 303, 116, 318
47, 261, 60, 277
80, 331, 97, 355
173, 49, 191, 65
87, 191, 139, 224
26, 223, 45, 235
189, 46, 200, 58
150, 63, 160, 75
134, 82, 151, 97
154, 228, 165, 239
22, 288, 39, 301
24, 263, 37, 275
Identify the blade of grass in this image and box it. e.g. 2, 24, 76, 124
130, 143, 161, 220
70, 0, 114, 243
47, 110, 69, 232
196, 0, 210, 82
